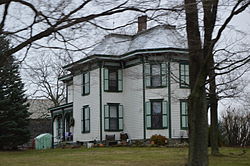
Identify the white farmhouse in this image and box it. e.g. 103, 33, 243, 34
49, 16, 190, 146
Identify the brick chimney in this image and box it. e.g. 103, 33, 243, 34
137, 15, 147, 32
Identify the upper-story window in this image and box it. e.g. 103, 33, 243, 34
82, 72, 90, 95
66, 82, 73, 103
146, 100, 168, 129
103, 68, 123, 92
145, 63, 167, 88
179, 62, 189, 88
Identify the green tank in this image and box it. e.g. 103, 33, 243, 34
35, 133, 52, 150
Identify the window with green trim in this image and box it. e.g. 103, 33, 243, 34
82, 72, 90, 95
81, 106, 90, 133
104, 104, 123, 131
146, 100, 168, 129
179, 62, 189, 88
56, 116, 63, 139
103, 68, 122, 92
180, 100, 188, 130
145, 63, 167, 88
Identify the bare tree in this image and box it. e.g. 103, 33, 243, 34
184, 0, 250, 165
0, 0, 181, 66
23, 53, 70, 106
220, 108, 250, 146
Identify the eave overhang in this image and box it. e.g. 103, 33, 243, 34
58, 74, 73, 82
48, 102, 73, 112
63, 47, 188, 71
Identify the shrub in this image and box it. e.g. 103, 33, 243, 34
150, 135, 168, 146
133, 140, 144, 146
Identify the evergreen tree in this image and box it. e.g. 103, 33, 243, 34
0, 36, 30, 150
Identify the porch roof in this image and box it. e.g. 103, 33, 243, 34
48, 102, 73, 113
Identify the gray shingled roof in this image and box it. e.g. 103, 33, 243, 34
89, 25, 187, 56
27, 99, 54, 119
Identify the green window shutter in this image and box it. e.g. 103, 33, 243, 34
118, 69, 123, 91
180, 64, 184, 87
161, 63, 167, 86
118, 105, 124, 130
162, 101, 168, 128
145, 64, 151, 87
145, 102, 151, 128
185, 64, 190, 86
85, 107, 90, 132
81, 74, 84, 95
104, 105, 109, 130
81, 108, 84, 132
103, 68, 109, 91
180, 101, 188, 129
181, 116, 188, 129
85, 72, 90, 94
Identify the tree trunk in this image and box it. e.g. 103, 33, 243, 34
185, 0, 209, 165
188, 84, 208, 166
209, 59, 219, 155
201, 0, 219, 156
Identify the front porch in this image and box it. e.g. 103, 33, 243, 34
49, 102, 73, 147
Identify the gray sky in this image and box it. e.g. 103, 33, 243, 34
1, 0, 249, 112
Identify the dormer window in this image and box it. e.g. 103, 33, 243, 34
103, 68, 123, 92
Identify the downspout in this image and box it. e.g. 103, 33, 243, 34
142, 56, 146, 139
168, 60, 172, 138
99, 64, 103, 141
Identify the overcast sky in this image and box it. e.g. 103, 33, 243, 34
1, 0, 249, 112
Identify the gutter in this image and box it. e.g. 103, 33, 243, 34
63, 48, 188, 70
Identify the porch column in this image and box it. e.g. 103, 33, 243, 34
51, 116, 55, 148
62, 108, 65, 141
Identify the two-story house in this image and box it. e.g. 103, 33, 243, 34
49, 16, 190, 146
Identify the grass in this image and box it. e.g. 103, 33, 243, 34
0, 147, 249, 166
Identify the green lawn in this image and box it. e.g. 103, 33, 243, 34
0, 147, 249, 166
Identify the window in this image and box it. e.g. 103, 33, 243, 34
180, 100, 188, 130
82, 72, 90, 95
56, 116, 63, 139
81, 106, 90, 133
146, 100, 168, 129
104, 104, 123, 131
145, 63, 167, 88
103, 68, 122, 92
179, 62, 189, 88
